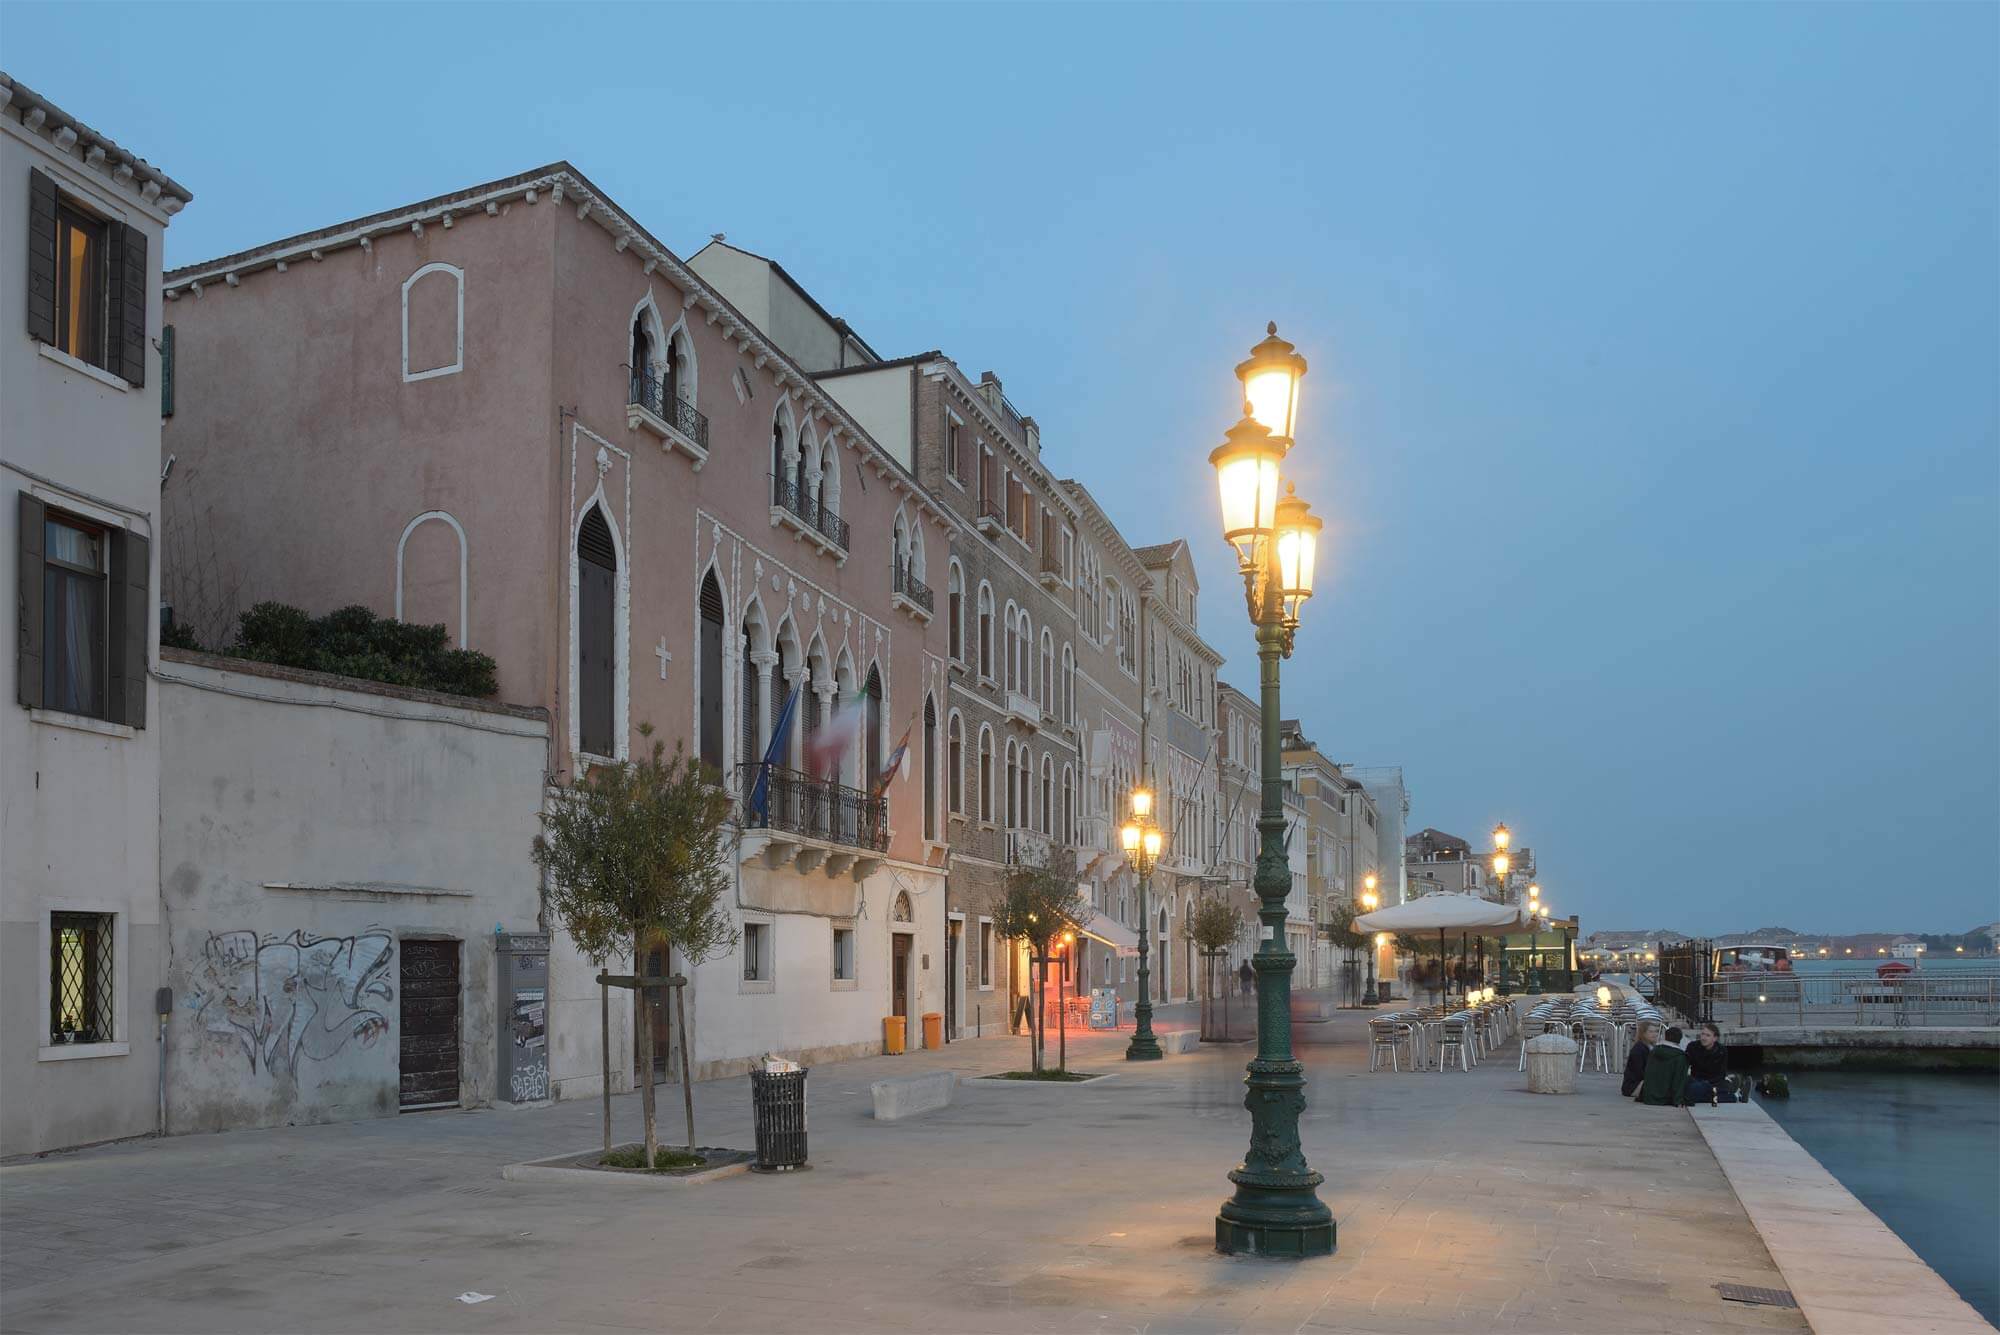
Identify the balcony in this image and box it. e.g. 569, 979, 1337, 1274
627, 371, 710, 465
1003, 689, 1038, 727
737, 763, 887, 882
891, 562, 933, 620
1006, 828, 1053, 868
770, 475, 850, 559
975, 498, 1005, 536
1038, 546, 1066, 590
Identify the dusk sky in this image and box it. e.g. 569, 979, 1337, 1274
8, 3, 1994, 936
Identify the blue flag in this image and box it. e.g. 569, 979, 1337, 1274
748, 685, 800, 821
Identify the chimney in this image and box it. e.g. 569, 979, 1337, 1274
978, 371, 1003, 413
1021, 414, 1040, 455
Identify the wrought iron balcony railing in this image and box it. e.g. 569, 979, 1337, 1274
627, 371, 710, 449
892, 562, 934, 613
737, 763, 888, 853
771, 475, 850, 552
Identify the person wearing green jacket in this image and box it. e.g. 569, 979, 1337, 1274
1636, 1026, 1691, 1106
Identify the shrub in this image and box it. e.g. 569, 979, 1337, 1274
223, 601, 498, 697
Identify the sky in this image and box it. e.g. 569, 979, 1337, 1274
6, 3, 1994, 936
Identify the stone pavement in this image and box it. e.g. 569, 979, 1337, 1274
1, 1006, 1809, 1334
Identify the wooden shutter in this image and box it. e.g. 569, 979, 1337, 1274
17, 491, 45, 708
160, 324, 174, 417
107, 528, 149, 728
103, 223, 147, 387
26, 169, 58, 345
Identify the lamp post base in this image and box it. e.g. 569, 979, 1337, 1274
1215, 1179, 1336, 1258
1125, 1034, 1164, 1061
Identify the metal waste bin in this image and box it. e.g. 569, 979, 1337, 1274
750, 1068, 809, 1171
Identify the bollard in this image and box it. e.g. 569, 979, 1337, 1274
1525, 1033, 1579, 1095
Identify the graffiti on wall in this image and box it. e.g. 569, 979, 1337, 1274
189, 928, 394, 1076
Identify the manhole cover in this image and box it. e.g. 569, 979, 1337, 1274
1715, 1283, 1798, 1309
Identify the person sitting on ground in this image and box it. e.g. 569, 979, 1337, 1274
1637, 1025, 1690, 1106
1620, 1021, 1659, 1098
1683, 1023, 1737, 1104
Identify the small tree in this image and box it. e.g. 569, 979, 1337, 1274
991, 850, 1091, 1073
1185, 893, 1247, 1039
533, 727, 737, 1162
1323, 903, 1369, 1006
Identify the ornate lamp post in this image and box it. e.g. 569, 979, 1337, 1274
1210, 324, 1335, 1259
1360, 873, 1380, 1005
1121, 788, 1165, 1061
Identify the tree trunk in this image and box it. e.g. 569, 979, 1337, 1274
638, 974, 658, 1167
599, 975, 611, 1156
675, 976, 695, 1151
1031, 955, 1044, 1074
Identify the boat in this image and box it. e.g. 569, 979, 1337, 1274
1712, 942, 1795, 976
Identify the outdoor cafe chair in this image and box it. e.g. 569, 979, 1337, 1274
1436, 1017, 1474, 1073
1577, 1017, 1617, 1073
1368, 1018, 1415, 1072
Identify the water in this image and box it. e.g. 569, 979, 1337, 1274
1792, 957, 1996, 975
1757, 1071, 2000, 1323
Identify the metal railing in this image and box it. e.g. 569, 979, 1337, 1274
1700, 971, 2000, 1029
1658, 939, 1714, 1023
892, 562, 933, 612
737, 763, 886, 853
627, 371, 710, 449
976, 498, 1004, 527
770, 475, 850, 551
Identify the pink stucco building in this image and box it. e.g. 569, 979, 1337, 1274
161, 164, 953, 1087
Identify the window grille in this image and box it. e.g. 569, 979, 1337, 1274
49, 912, 114, 1044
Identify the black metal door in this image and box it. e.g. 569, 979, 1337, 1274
399, 939, 460, 1110
945, 921, 961, 1040
892, 934, 911, 1023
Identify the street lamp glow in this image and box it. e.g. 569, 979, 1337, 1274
1130, 787, 1154, 819
1120, 822, 1140, 853
1235, 322, 1307, 442
1596, 985, 1612, 1007
1493, 823, 1511, 852
1492, 853, 1510, 879
1142, 828, 1163, 859
1272, 487, 1322, 624
1209, 416, 1285, 569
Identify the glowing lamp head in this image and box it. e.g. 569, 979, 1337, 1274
1364, 871, 1378, 893
1129, 787, 1154, 819
1142, 828, 1163, 859
1596, 985, 1612, 1006
1272, 486, 1322, 622
1120, 822, 1141, 853
1492, 853, 1510, 879
1493, 823, 1511, 851
1361, 889, 1378, 911
1209, 416, 1285, 569
1235, 322, 1307, 441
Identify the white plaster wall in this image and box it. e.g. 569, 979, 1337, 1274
0, 119, 175, 1157
821, 365, 915, 471
689, 866, 945, 1075
155, 656, 550, 1133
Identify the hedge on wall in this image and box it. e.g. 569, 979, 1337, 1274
212, 601, 498, 698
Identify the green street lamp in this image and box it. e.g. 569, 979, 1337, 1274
1360, 874, 1380, 1005
1121, 787, 1166, 1061
1210, 323, 1335, 1260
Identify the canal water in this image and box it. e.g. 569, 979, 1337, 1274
1757, 1071, 1999, 1323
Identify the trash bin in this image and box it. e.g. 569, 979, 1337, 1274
882, 1015, 906, 1055
749, 1068, 809, 1171
921, 1011, 943, 1050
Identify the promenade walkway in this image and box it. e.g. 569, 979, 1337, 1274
2, 1007, 1809, 1334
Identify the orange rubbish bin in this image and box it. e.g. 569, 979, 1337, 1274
921, 1012, 943, 1050
883, 1015, 907, 1055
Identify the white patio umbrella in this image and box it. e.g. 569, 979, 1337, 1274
1353, 894, 1525, 1003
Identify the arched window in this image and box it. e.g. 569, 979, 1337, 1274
771, 411, 790, 503
740, 603, 767, 767
977, 584, 994, 679
576, 505, 617, 757
1004, 741, 1018, 827
978, 727, 994, 822
814, 437, 835, 523
947, 712, 964, 815
1002, 603, 1017, 692
1062, 765, 1075, 845
1019, 611, 1034, 696
1061, 644, 1075, 724
631, 314, 655, 400
1039, 755, 1053, 836
947, 562, 965, 661
923, 695, 937, 841
698, 571, 725, 772
863, 664, 884, 790
1040, 630, 1054, 710
1018, 749, 1031, 831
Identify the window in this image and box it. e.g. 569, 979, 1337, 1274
923, 696, 938, 840
863, 665, 884, 789
1004, 742, 1018, 827
742, 922, 770, 983
1040, 631, 1054, 711
1002, 604, 1017, 691
977, 584, 994, 678
576, 506, 617, 757
832, 925, 855, 982
947, 563, 964, 660
978, 728, 994, 822
18, 496, 147, 726
49, 911, 114, 1044
948, 713, 965, 815
946, 413, 963, 481
1039, 756, 1053, 836
27, 171, 146, 384
978, 920, 994, 988
698, 571, 725, 772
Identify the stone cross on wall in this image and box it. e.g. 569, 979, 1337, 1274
655, 637, 672, 680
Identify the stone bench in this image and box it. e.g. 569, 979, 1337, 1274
872, 1071, 956, 1121
1160, 1029, 1201, 1055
